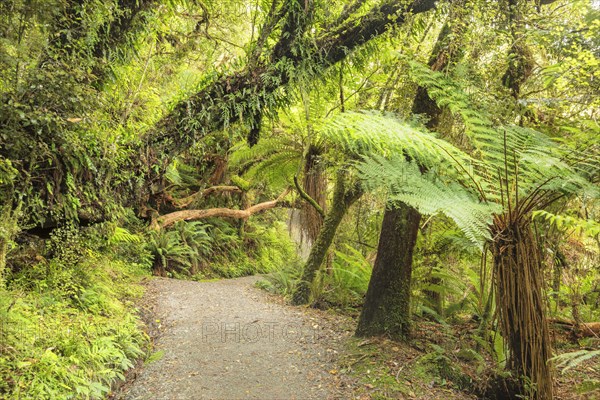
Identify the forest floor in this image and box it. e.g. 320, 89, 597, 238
111, 276, 600, 400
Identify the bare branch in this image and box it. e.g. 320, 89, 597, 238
157, 189, 290, 228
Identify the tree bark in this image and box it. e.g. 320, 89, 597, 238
356, 204, 421, 339
291, 171, 362, 305
550, 318, 600, 338
298, 144, 327, 245
165, 185, 243, 209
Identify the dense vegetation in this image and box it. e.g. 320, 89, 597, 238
0, 0, 598, 398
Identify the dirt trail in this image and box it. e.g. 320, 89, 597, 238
117, 276, 353, 400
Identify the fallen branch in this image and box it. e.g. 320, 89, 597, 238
157, 189, 290, 228
549, 318, 600, 338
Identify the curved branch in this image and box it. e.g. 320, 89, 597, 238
157, 189, 290, 228
293, 175, 325, 218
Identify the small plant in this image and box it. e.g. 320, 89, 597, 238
174, 221, 213, 273
146, 229, 195, 276
551, 349, 600, 373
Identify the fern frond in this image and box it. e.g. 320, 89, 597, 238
317, 111, 480, 197
406, 58, 599, 204
244, 151, 300, 188
358, 155, 501, 246
229, 135, 302, 189
551, 349, 600, 373
110, 227, 142, 244
533, 210, 600, 237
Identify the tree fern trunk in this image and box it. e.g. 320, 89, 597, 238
356, 203, 421, 339
299, 144, 326, 247
492, 216, 553, 400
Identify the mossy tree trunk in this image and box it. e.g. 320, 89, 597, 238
355, 203, 421, 339
355, 3, 466, 339
291, 171, 362, 305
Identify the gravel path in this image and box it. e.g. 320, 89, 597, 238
116, 276, 353, 400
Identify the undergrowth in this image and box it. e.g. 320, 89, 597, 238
0, 223, 151, 399
148, 216, 298, 280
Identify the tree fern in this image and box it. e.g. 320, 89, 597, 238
316, 108, 596, 246
405, 58, 600, 205
229, 136, 303, 189
358, 155, 500, 246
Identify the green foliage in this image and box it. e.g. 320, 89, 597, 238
551, 349, 600, 373
416, 343, 473, 389
208, 220, 297, 278
257, 259, 303, 297
146, 228, 196, 275
315, 245, 372, 308
229, 136, 303, 190
262, 242, 372, 309
0, 0, 598, 397
359, 155, 500, 246
406, 58, 600, 203
318, 111, 471, 170
533, 210, 600, 238
110, 227, 143, 244
0, 228, 149, 399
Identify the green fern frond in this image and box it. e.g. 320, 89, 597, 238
229, 135, 302, 189
533, 210, 600, 237
244, 151, 300, 188
406, 58, 599, 203
358, 155, 501, 246
551, 349, 600, 373
318, 111, 473, 173
110, 227, 142, 244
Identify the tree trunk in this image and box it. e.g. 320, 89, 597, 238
291, 171, 362, 305
356, 203, 421, 339
492, 215, 553, 400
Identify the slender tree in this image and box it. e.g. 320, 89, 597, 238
292, 170, 362, 305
